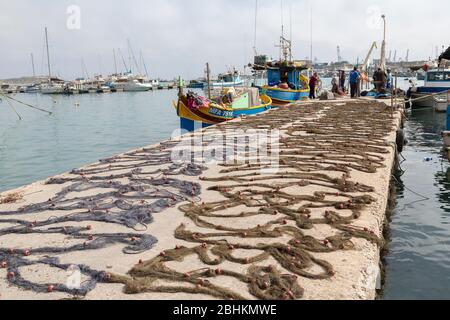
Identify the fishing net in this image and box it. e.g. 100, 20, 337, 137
107, 100, 398, 300
0, 142, 206, 295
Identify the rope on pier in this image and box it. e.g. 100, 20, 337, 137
0, 143, 206, 295
109, 100, 397, 300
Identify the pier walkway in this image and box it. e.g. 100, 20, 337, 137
0, 99, 400, 300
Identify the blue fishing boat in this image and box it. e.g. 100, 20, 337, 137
253, 37, 310, 107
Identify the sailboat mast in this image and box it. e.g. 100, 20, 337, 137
141, 52, 150, 79
45, 27, 51, 79
30, 53, 36, 78
253, 0, 258, 56
113, 48, 118, 75
310, 2, 313, 63
206, 62, 211, 100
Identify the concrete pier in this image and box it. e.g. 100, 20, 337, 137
0, 99, 400, 300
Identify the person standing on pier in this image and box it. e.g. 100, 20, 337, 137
386, 69, 393, 89
309, 72, 319, 99
338, 70, 346, 93
349, 67, 361, 98
373, 68, 387, 93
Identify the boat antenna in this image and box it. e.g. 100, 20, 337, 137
253, 0, 258, 56
45, 27, 51, 80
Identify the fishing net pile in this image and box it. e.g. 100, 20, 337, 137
108, 100, 397, 300
0, 141, 205, 295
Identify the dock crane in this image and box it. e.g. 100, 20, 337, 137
405, 49, 410, 62
393, 50, 397, 63
359, 41, 378, 88
359, 41, 378, 69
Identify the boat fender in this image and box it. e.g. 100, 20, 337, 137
396, 129, 406, 153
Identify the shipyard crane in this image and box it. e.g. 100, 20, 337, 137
405, 49, 410, 62
359, 42, 378, 70
393, 50, 397, 63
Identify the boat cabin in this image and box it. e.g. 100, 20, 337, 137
424, 69, 450, 90
267, 63, 308, 90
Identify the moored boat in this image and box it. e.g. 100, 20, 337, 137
410, 68, 450, 111
253, 37, 310, 107
173, 87, 272, 131
110, 77, 151, 92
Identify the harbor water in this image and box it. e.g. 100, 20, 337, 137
383, 108, 450, 299
1, 80, 449, 299
0, 90, 181, 192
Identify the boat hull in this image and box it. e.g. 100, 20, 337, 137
261, 86, 309, 107
173, 94, 272, 125
411, 90, 450, 110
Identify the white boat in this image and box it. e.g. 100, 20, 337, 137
41, 83, 66, 94
410, 68, 450, 111
24, 84, 40, 93
206, 71, 244, 88
110, 78, 151, 92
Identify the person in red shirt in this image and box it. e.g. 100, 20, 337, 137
309, 72, 319, 99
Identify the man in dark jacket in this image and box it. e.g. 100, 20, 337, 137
373, 68, 387, 93
309, 72, 319, 99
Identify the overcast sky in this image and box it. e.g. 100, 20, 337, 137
0, 0, 448, 80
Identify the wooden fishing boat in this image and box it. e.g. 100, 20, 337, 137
173, 87, 272, 131
252, 36, 311, 107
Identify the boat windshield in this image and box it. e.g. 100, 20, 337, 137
427, 72, 450, 81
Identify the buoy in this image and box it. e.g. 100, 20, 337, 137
88, 235, 94, 241
1, 261, 7, 268
139, 259, 144, 264
23, 250, 31, 256
47, 285, 54, 293
215, 268, 222, 275
7, 272, 15, 279
86, 225, 92, 230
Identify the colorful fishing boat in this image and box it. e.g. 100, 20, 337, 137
173, 87, 272, 131
253, 37, 310, 107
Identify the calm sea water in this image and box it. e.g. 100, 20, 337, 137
0, 90, 181, 191
383, 108, 450, 299
1, 79, 448, 299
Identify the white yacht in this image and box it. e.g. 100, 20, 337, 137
41, 82, 66, 94
110, 78, 151, 92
